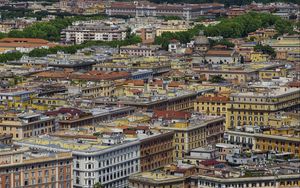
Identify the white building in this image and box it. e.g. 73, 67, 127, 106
61, 20, 127, 44
15, 136, 140, 188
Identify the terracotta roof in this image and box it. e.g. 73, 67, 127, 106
197, 96, 229, 102
168, 81, 181, 87
200, 159, 220, 166
206, 50, 234, 57
0, 38, 57, 48
153, 110, 191, 120
0, 38, 50, 44
125, 80, 145, 86
123, 129, 137, 135
136, 126, 149, 130
288, 81, 300, 88
33, 71, 130, 81
129, 89, 143, 94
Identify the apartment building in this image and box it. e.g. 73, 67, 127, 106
194, 95, 229, 117
14, 127, 178, 188
45, 106, 136, 129
67, 80, 115, 98
95, 89, 211, 112
0, 133, 12, 145
226, 87, 300, 128
190, 174, 300, 188
255, 133, 300, 157
15, 135, 140, 188
105, 2, 224, 20
153, 111, 225, 160
0, 88, 36, 110
0, 147, 73, 188
61, 21, 127, 44
225, 129, 300, 157
119, 45, 160, 57
0, 112, 55, 139
140, 132, 174, 172
92, 56, 171, 76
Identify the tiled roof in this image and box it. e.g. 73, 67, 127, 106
197, 95, 229, 102
200, 159, 220, 166
45, 108, 85, 117
33, 71, 130, 81
0, 38, 50, 44
153, 110, 191, 120
288, 81, 300, 88
206, 50, 234, 57
0, 38, 57, 48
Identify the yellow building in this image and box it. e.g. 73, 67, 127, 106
83, 3, 105, 15
259, 68, 287, 80
194, 95, 229, 117
197, 63, 286, 84
186, 82, 233, 97
0, 89, 36, 110
225, 128, 300, 157
226, 87, 300, 129
79, 81, 115, 98
156, 27, 188, 37
0, 113, 55, 139
268, 113, 300, 128
247, 28, 277, 41
156, 20, 190, 37
287, 49, 300, 62
255, 133, 300, 157
155, 112, 224, 160
32, 96, 68, 110
250, 52, 269, 62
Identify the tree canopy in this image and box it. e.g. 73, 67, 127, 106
155, 12, 296, 49
0, 34, 141, 63
209, 75, 226, 83
5, 15, 106, 42
254, 44, 276, 58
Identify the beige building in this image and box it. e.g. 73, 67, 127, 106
226, 87, 300, 129
194, 95, 229, 117
0, 113, 55, 139
154, 111, 225, 160
120, 45, 160, 57
0, 147, 73, 188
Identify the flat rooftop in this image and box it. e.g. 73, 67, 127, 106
129, 172, 185, 183
231, 87, 299, 98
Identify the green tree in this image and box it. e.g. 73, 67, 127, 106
7, 15, 106, 41
209, 39, 235, 48
209, 75, 226, 83
254, 44, 276, 58
93, 182, 104, 188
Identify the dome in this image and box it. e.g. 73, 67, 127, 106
194, 31, 209, 45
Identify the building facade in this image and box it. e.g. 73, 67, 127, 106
157, 116, 225, 160
140, 132, 174, 172
0, 113, 55, 139
226, 87, 300, 129
106, 2, 224, 20
0, 147, 73, 188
